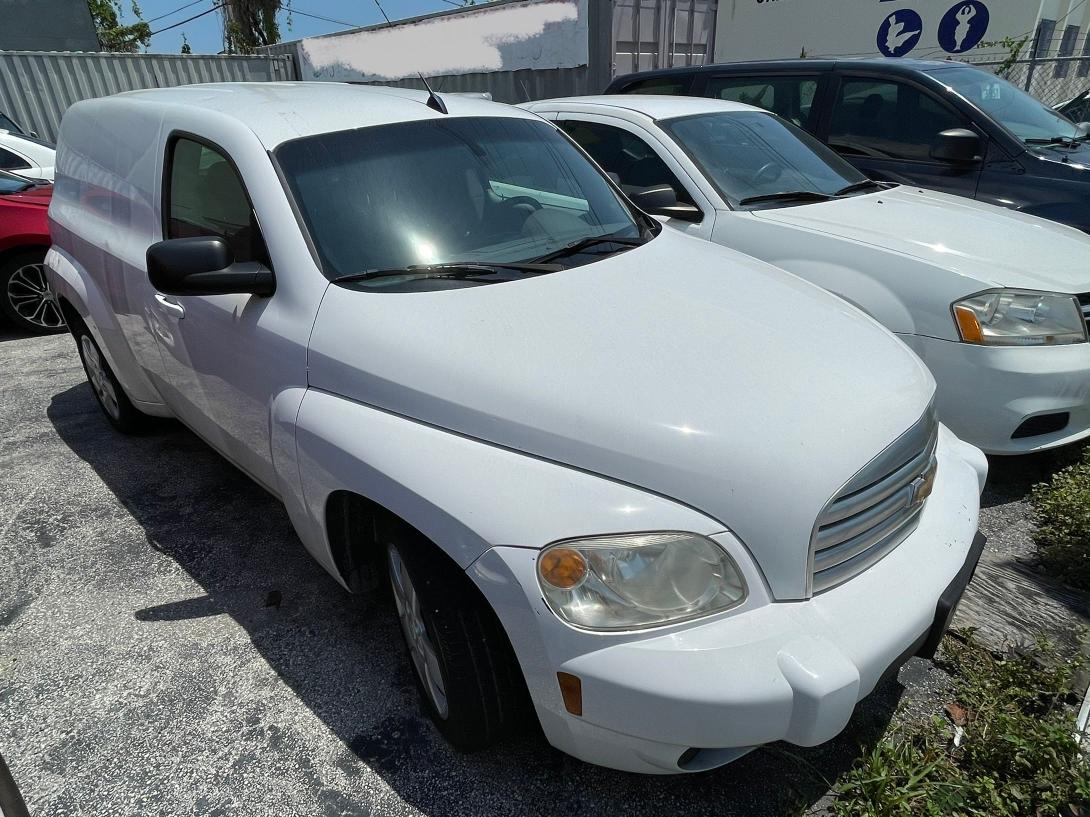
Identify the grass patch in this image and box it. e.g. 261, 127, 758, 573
828, 632, 1089, 816
1031, 448, 1090, 591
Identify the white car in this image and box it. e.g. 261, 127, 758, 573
523, 95, 1090, 455
0, 128, 55, 182
47, 83, 984, 774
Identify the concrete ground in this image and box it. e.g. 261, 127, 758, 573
0, 327, 1086, 816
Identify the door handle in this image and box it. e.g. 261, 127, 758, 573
154, 293, 185, 319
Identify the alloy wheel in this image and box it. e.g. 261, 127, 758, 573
388, 543, 449, 718
80, 335, 121, 421
5, 262, 64, 331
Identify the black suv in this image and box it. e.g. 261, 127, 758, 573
605, 59, 1090, 232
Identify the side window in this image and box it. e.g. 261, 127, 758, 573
0, 146, 30, 171
828, 79, 968, 162
621, 76, 691, 96
560, 119, 695, 204
704, 75, 821, 129
166, 137, 269, 266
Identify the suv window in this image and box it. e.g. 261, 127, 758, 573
704, 75, 821, 130
828, 78, 967, 162
621, 75, 692, 95
166, 137, 269, 265
559, 119, 696, 204
0, 146, 30, 171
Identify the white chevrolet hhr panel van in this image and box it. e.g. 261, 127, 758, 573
46, 83, 985, 774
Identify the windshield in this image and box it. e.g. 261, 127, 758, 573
928, 65, 1082, 142
660, 111, 869, 207
0, 169, 33, 194
275, 116, 645, 285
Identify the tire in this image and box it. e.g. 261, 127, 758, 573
387, 536, 529, 751
0, 250, 66, 334
70, 320, 151, 434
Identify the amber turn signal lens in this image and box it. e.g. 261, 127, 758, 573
539, 547, 588, 589
557, 671, 582, 716
953, 304, 984, 344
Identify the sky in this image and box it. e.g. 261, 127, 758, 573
134, 0, 467, 54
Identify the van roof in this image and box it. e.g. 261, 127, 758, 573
111, 82, 536, 148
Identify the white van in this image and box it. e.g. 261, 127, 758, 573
46, 83, 985, 774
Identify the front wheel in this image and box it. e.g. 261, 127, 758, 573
387, 538, 528, 751
0, 250, 66, 334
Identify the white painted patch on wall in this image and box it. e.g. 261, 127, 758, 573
300, 0, 587, 82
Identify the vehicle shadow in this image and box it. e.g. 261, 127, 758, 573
0, 326, 40, 343
46, 382, 907, 817
981, 444, 1088, 509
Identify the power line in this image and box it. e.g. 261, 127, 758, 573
149, 2, 226, 36
146, 0, 206, 24
287, 6, 365, 29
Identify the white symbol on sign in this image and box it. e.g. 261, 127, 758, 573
886, 13, 921, 54
953, 5, 977, 52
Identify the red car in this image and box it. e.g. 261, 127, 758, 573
0, 169, 63, 333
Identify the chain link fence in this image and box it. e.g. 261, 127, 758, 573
966, 29, 1090, 111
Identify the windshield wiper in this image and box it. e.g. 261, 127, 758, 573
333, 261, 561, 284
1025, 135, 1083, 147
737, 190, 834, 206
529, 233, 647, 264
834, 180, 884, 196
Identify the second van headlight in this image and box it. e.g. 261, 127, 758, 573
537, 532, 747, 631
952, 290, 1087, 346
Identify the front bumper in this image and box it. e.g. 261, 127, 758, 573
468, 428, 984, 773
901, 333, 1090, 455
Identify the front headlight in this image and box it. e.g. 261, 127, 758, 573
952, 290, 1087, 346
537, 532, 747, 631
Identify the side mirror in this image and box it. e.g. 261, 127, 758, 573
628, 184, 703, 223
1077, 122, 1090, 137
147, 236, 274, 297
930, 128, 982, 164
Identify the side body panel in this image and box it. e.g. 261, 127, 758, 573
47, 98, 170, 410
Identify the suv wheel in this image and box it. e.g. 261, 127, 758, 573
386, 538, 528, 751
0, 251, 65, 334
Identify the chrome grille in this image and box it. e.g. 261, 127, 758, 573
1077, 294, 1090, 333
810, 408, 938, 595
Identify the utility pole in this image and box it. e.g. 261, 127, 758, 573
221, 0, 241, 54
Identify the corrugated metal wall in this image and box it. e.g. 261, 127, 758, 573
612, 0, 718, 75
0, 51, 297, 141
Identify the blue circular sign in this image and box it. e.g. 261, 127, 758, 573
938, 1, 990, 54
877, 9, 924, 58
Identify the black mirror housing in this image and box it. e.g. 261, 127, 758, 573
930, 128, 982, 164
628, 184, 703, 223
147, 236, 274, 297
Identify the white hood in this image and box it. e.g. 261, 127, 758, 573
752, 186, 1090, 293
308, 230, 935, 599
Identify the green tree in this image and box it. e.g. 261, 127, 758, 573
224, 0, 283, 54
87, 0, 152, 52
180, 33, 192, 54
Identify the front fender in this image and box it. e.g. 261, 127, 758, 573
292, 388, 727, 587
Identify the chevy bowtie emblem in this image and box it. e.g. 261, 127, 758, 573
911, 460, 938, 505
